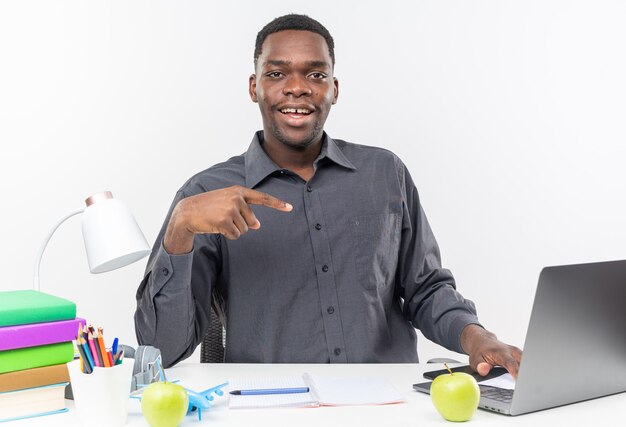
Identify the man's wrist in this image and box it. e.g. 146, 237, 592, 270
460, 323, 495, 355
163, 207, 195, 255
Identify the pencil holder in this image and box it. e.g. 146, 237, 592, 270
67, 358, 133, 426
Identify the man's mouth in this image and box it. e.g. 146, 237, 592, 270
279, 107, 313, 117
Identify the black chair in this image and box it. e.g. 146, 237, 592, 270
200, 290, 226, 363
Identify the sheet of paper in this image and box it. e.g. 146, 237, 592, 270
478, 373, 516, 390
228, 376, 318, 409
304, 373, 405, 406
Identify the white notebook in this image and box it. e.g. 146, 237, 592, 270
228, 373, 405, 409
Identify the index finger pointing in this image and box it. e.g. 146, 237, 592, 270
242, 188, 293, 212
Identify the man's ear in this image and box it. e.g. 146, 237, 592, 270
249, 74, 258, 103
332, 77, 339, 105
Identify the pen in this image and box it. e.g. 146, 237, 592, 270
112, 337, 119, 356
229, 387, 310, 396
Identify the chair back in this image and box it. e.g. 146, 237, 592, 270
200, 290, 226, 363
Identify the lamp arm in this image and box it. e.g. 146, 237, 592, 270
33, 208, 85, 292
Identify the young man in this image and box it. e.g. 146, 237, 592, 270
135, 14, 521, 377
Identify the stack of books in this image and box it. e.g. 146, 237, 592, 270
0, 290, 85, 422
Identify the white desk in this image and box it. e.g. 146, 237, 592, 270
9, 363, 625, 426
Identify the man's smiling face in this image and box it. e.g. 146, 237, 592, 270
249, 30, 338, 151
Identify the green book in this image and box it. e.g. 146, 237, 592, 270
0, 342, 74, 374
0, 290, 76, 327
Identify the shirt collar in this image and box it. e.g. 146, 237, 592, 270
244, 131, 281, 188
244, 131, 357, 188
319, 133, 357, 171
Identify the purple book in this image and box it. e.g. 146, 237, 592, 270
0, 317, 86, 351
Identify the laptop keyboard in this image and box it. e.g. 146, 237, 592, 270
480, 386, 513, 403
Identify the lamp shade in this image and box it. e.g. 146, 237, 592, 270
81, 192, 151, 274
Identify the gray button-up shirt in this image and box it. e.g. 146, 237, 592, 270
135, 131, 480, 366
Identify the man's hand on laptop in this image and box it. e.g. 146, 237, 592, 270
460, 324, 522, 379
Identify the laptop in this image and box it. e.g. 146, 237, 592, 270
414, 259, 626, 416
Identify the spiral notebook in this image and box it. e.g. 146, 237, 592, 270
228, 373, 404, 409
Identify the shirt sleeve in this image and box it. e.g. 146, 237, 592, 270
397, 162, 482, 354
134, 190, 222, 367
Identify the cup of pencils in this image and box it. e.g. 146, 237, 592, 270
75, 323, 123, 372
67, 323, 134, 427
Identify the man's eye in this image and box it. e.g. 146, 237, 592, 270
266, 72, 283, 78
309, 72, 327, 79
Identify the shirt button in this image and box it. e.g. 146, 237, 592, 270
322, 265, 329, 272
315, 223, 322, 230
334, 348, 341, 356
327, 306, 335, 314
162, 268, 169, 276
306, 185, 312, 192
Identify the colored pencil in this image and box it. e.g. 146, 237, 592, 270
96, 329, 110, 367
76, 340, 93, 374
114, 349, 124, 365
75, 323, 94, 373
94, 335, 105, 367
79, 336, 95, 372
87, 331, 101, 367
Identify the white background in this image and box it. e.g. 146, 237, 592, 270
1, 0, 624, 364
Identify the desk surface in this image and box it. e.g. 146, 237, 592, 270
8, 363, 624, 426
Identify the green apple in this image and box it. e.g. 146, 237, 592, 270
430, 366, 480, 422
141, 381, 189, 427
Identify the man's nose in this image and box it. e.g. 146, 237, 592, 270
282, 74, 312, 97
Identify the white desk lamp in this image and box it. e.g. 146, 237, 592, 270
33, 191, 151, 291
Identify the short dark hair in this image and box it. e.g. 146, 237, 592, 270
254, 14, 335, 67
